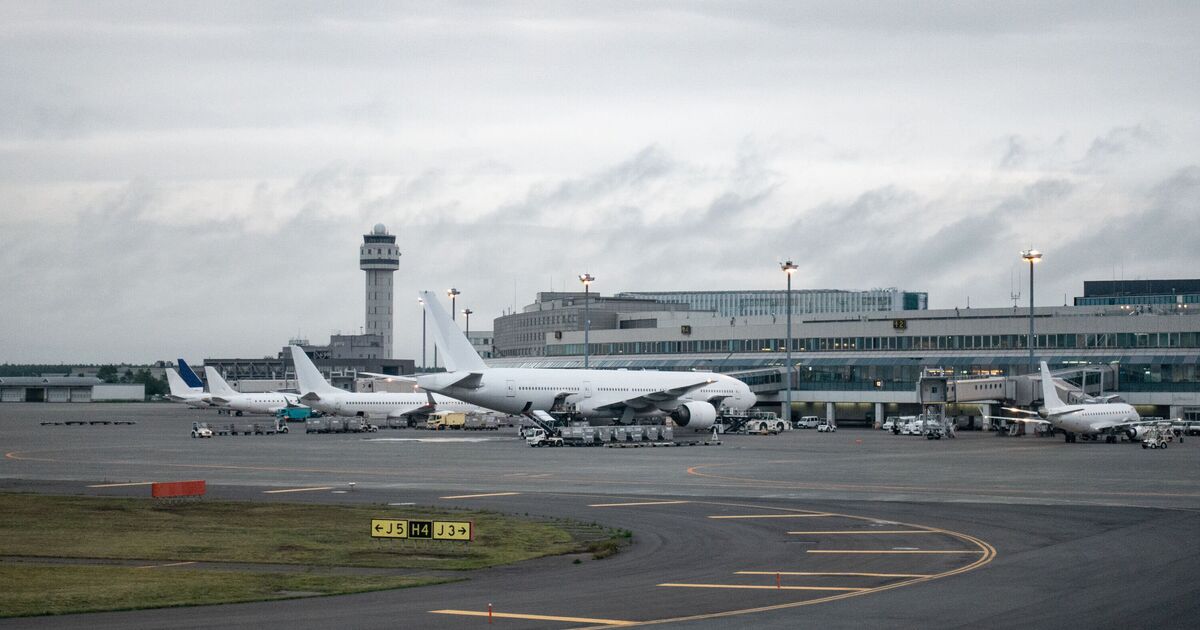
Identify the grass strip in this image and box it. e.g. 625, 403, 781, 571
0, 493, 610, 570
0, 564, 450, 618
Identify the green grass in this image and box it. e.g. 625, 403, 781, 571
0, 493, 628, 617
0, 565, 447, 618
0, 493, 604, 570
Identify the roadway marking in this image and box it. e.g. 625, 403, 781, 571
807, 549, 985, 554
135, 561, 196, 569
708, 513, 831, 519
439, 491, 521, 499
737, 571, 934, 578
430, 609, 634, 626
262, 486, 335, 494
588, 500, 691, 508
658, 583, 868, 592
87, 482, 155, 488
786, 530, 936, 535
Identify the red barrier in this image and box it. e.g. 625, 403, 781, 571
152, 480, 206, 498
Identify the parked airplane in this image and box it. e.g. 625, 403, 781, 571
204, 366, 303, 416
415, 290, 756, 430
289, 345, 491, 422
165, 367, 211, 408
988, 361, 1145, 443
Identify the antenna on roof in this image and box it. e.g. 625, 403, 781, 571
1009, 267, 1021, 307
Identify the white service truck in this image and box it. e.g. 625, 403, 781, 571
525, 427, 564, 447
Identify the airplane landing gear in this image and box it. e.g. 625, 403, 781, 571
1065, 432, 1077, 443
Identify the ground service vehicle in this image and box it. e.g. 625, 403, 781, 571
525, 427, 563, 447
427, 411, 467, 430
794, 416, 820, 429
191, 422, 213, 438
817, 418, 836, 433
275, 407, 313, 421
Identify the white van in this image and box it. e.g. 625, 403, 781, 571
794, 416, 820, 429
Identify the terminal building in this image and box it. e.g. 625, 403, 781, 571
487, 280, 1200, 424
0, 376, 143, 403
617, 288, 927, 317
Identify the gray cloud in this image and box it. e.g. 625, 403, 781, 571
2, 2, 1198, 362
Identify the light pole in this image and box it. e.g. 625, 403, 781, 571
1021, 249, 1042, 375
462, 308, 473, 338
447, 288, 461, 325
418, 297, 427, 371
579, 273, 595, 369
780, 260, 798, 426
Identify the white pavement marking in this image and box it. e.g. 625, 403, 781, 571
440, 491, 520, 499
589, 500, 691, 508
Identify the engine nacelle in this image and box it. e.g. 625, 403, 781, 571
671, 401, 717, 431
1127, 426, 1148, 441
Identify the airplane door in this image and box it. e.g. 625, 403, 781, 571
583, 381, 592, 398
506, 380, 516, 398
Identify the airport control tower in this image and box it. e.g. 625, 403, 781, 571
360, 224, 401, 358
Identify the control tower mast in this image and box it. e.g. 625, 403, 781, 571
360, 224, 401, 358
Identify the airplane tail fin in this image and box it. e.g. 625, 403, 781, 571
418, 291, 488, 373
289, 345, 341, 395
204, 366, 238, 396
165, 369, 194, 396
1039, 361, 1066, 409
177, 358, 204, 389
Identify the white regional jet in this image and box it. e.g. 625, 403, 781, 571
415, 290, 757, 430
204, 366, 303, 416
990, 361, 1145, 443
289, 345, 490, 423
165, 368, 211, 408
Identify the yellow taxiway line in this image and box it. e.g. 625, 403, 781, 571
430, 609, 634, 626
87, 481, 155, 488
736, 571, 934, 578
262, 486, 335, 494
708, 513, 831, 519
439, 491, 521, 499
787, 530, 935, 535
588, 500, 691, 508
807, 549, 985, 554
658, 583, 868, 592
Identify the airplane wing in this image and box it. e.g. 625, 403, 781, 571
386, 392, 438, 419
590, 379, 716, 412
983, 414, 1051, 427
359, 372, 418, 383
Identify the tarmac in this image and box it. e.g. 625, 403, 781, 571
2, 402, 1198, 628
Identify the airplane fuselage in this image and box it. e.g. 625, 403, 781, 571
1051, 402, 1140, 435
219, 393, 300, 415
311, 393, 489, 419
418, 368, 756, 418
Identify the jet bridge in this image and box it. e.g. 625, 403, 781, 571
927, 364, 1122, 409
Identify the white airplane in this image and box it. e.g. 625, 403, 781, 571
165, 367, 212, 408
204, 366, 303, 416
988, 361, 1146, 443
289, 345, 491, 422
415, 290, 757, 430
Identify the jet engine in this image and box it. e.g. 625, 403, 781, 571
1127, 426, 1147, 441
671, 401, 717, 430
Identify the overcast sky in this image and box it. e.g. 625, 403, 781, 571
2, 1, 1198, 364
